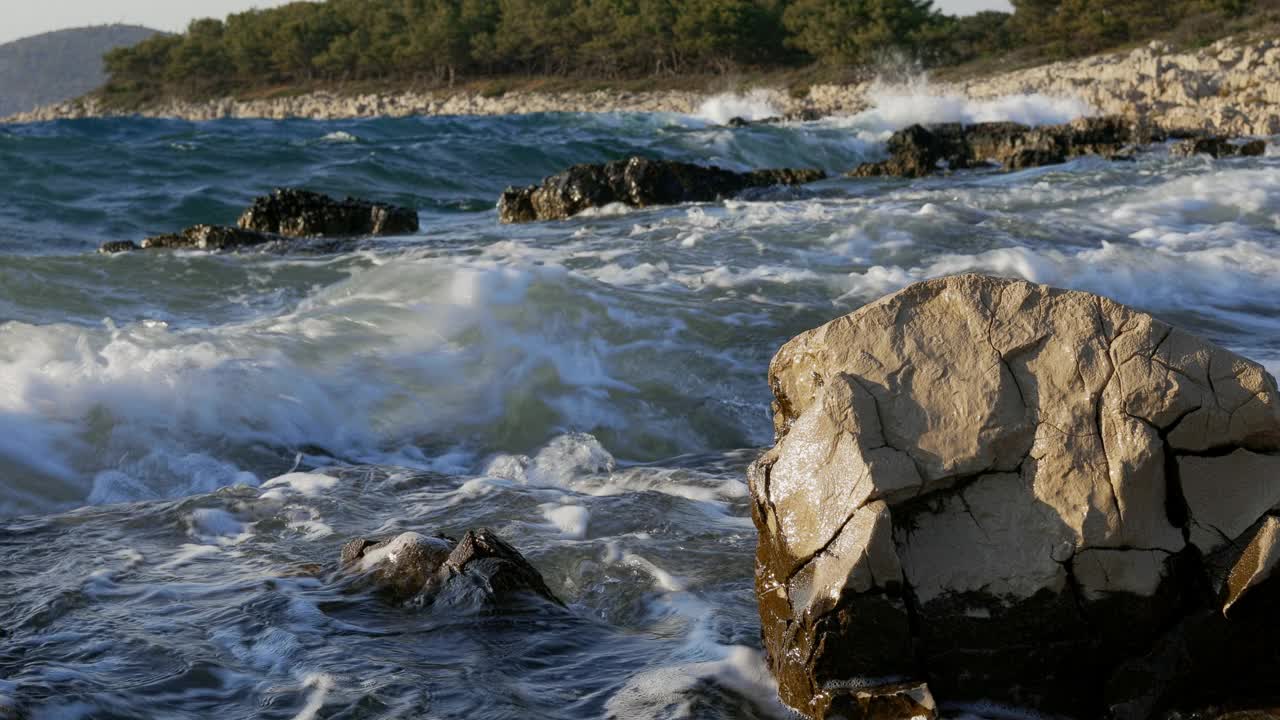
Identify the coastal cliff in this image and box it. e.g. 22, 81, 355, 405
6, 36, 1279, 136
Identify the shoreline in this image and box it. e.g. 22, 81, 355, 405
5, 36, 1279, 137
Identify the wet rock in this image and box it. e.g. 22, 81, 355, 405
136, 224, 280, 251
498, 156, 825, 223
750, 274, 1280, 718
849, 116, 1162, 178
340, 528, 561, 608
726, 116, 753, 127
98, 240, 139, 254
1171, 136, 1267, 158
825, 682, 937, 720
785, 108, 823, 123
237, 188, 419, 238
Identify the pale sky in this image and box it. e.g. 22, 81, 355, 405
0, 0, 1016, 46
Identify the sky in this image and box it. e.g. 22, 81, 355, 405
0, 0, 1016, 46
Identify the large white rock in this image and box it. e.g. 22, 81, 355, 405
751, 274, 1280, 719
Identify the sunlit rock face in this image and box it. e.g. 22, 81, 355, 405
749, 273, 1280, 719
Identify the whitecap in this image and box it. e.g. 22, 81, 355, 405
694, 89, 782, 125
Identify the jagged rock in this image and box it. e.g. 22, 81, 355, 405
1171, 137, 1267, 158
340, 528, 561, 608
98, 240, 139, 254
498, 156, 825, 223
749, 274, 1280, 719
849, 116, 1162, 178
135, 224, 280, 251
237, 188, 419, 238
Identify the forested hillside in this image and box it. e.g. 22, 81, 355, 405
99, 0, 1272, 106
0, 25, 160, 116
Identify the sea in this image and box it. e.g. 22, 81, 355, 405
1, 84, 1277, 719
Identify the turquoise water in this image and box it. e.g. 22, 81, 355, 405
1, 104, 1278, 719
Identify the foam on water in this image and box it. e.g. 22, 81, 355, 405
694, 90, 783, 125
2, 111, 1279, 720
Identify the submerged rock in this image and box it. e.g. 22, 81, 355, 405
98, 240, 140, 254
98, 224, 281, 252
97, 189, 419, 253
498, 156, 825, 223
1171, 136, 1267, 158
849, 116, 1162, 178
237, 188, 419, 238
750, 274, 1280, 719
136, 224, 280, 251
340, 528, 561, 608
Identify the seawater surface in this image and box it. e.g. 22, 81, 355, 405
1, 90, 1278, 719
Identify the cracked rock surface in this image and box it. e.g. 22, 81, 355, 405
749, 274, 1280, 719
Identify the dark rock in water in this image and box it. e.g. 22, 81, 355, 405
1171, 136, 1267, 158
98, 240, 140, 254
849, 115, 1163, 178
237, 188, 419, 238
136, 224, 280, 251
340, 528, 561, 608
750, 274, 1280, 719
498, 156, 825, 223
723, 109, 822, 128
785, 108, 823, 123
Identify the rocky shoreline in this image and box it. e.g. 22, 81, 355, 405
5, 36, 1280, 136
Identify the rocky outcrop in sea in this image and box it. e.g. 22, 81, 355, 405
750, 274, 1280, 719
848, 116, 1160, 177
498, 157, 825, 223
100, 188, 418, 253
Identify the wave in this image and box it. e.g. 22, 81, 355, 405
832, 76, 1095, 135
694, 90, 783, 125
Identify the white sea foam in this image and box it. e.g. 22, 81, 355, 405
541, 503, 590, 538
291, 673, 335, 720
605, 646, 787, 719
694, 90, 783, 125
261, 472, 340, 499
835, 77, 1095, 134
318, 131, 358, 143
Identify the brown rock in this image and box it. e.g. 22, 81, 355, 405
340, 528, 561, 608
237, 188, 419, 238
138, 224, 279, 251
1171, 137, 1267, 158
751, 274, 1280, 718
848, 116, 1161, 178
498, 156, 825, 223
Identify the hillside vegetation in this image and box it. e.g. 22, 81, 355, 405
0, 25, 160, 116
99, 0, 1275, 107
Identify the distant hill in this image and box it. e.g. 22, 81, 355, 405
0, 25, 161, 117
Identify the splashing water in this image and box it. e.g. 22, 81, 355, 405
0, 94, 1276, 719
